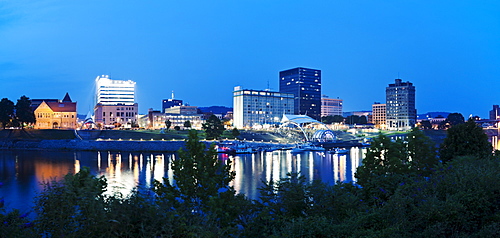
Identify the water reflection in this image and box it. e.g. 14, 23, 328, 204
0, 148, 365, 213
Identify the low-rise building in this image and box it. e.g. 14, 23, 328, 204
372, 103, 386, 129
34, 93, 77, 129
321, 96, 343, 117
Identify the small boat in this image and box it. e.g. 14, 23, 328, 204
291, 143, 325, 153
216, 141, 257, 154
329, 148, 349, 154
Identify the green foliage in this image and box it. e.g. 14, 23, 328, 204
439, 118, 492, 163
174, 125, 181, 130
231, 127, 240, 138
440, 112, 465, 129
202, 114, 224, 140
345, 115, 367, 125
34, 167, 108, 237
153, 130, 244, 234
183, 120, 191, 129
15, 95, 35, 128
356, 129, 439, 204
0, 98, 14, 129
321, 115, 344, 124
419, 120, 432, 130
165, 119, 172, 130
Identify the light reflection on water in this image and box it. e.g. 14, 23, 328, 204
0, 148, 365, 213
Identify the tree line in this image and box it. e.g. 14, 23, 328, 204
0, 96, 36, 129
2, 119, 500, 237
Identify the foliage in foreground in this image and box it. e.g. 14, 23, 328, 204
2, 128, 500, 237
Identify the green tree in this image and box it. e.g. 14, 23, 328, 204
15, 95, 35, 128
355, 134, 409, 204
439, 118, 492, 163
406, 127, 439, 176
231, 127, 240, 138
332, 115, 344, 123
183, 120, 191, 129
165, 119, 171, 130
34, 167, 108, 237
0, 98, 14, 129
419, 120, 432, 130
174, 125, 180, 131
153, 130, 244, 233
202, 114, 224, 140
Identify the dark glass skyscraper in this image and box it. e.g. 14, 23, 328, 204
279, 67, 321, 120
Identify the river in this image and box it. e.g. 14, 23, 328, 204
0, 148, 366, 214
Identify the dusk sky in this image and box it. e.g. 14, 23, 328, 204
1, 1, 499, 117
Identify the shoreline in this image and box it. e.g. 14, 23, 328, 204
0, 139, 294, 152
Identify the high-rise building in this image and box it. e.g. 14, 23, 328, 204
95, 75, 135, 105
372, 102, 386, 129
386, 79, 416, 131
321, 96, 343, 117
279, 67, 321, 120
94, 75, 138, 127
233, 86, 294, 129
490, 105, 500, 120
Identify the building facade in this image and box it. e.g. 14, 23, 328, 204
321, 96, 343, 117
279, 67, 321, 120
233, 86, 294, 129
147, 109, 204, 130
490, 105, 500, 120
386, 79, 416, 131
34, 93, 77, 129
372, 103, 386, 129
162, 99, 183, 113
95, 75, 135, 105
94, 75, 138, 127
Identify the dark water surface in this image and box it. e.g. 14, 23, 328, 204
0, 148, 365, 214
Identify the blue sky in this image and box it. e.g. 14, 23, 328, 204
1, 0, 499, 117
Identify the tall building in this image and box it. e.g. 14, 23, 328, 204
233, 86, 294, 128
386, 79, 416, 131
279, 67, 321, 120
95, 75, 135, 105
94, 75, 138, 128
490, 105, 500, 120
372, 102, 386, 129
321, 96, 343, 117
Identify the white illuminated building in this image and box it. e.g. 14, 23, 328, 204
94, 75, 138, 127
96, 75, 135, 105
233, 86, 294, 129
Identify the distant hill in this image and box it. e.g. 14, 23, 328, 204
198, 106, 232, 115
417, 112, 451, 120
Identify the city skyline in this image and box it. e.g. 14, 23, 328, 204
1, 1, 499, 117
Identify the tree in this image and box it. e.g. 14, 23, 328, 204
153, 130, 242, 232
165, 119, 171, 130
355, 129, 439, 203
231, 127, 240, 138
183, 120, 191, 129
419, 120, 432, 130
0, 98, 14, 129
406, 127, 439, 176
202, 114, 224, 140
439, 118, 492, 163
322, 115, 344, 124
174, 125, 180, 131
440, 112, 465, 129
15, 96, 35, 128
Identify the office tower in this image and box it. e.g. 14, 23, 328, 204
233, 86, 294, 128
95, 75, 135, 105
386, 79, 416, 131
490, 105, 500, 120
279, 67, 321, 120
321, 96, 343, 117
94, 75, 138, 127
372, 102, 387, 129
